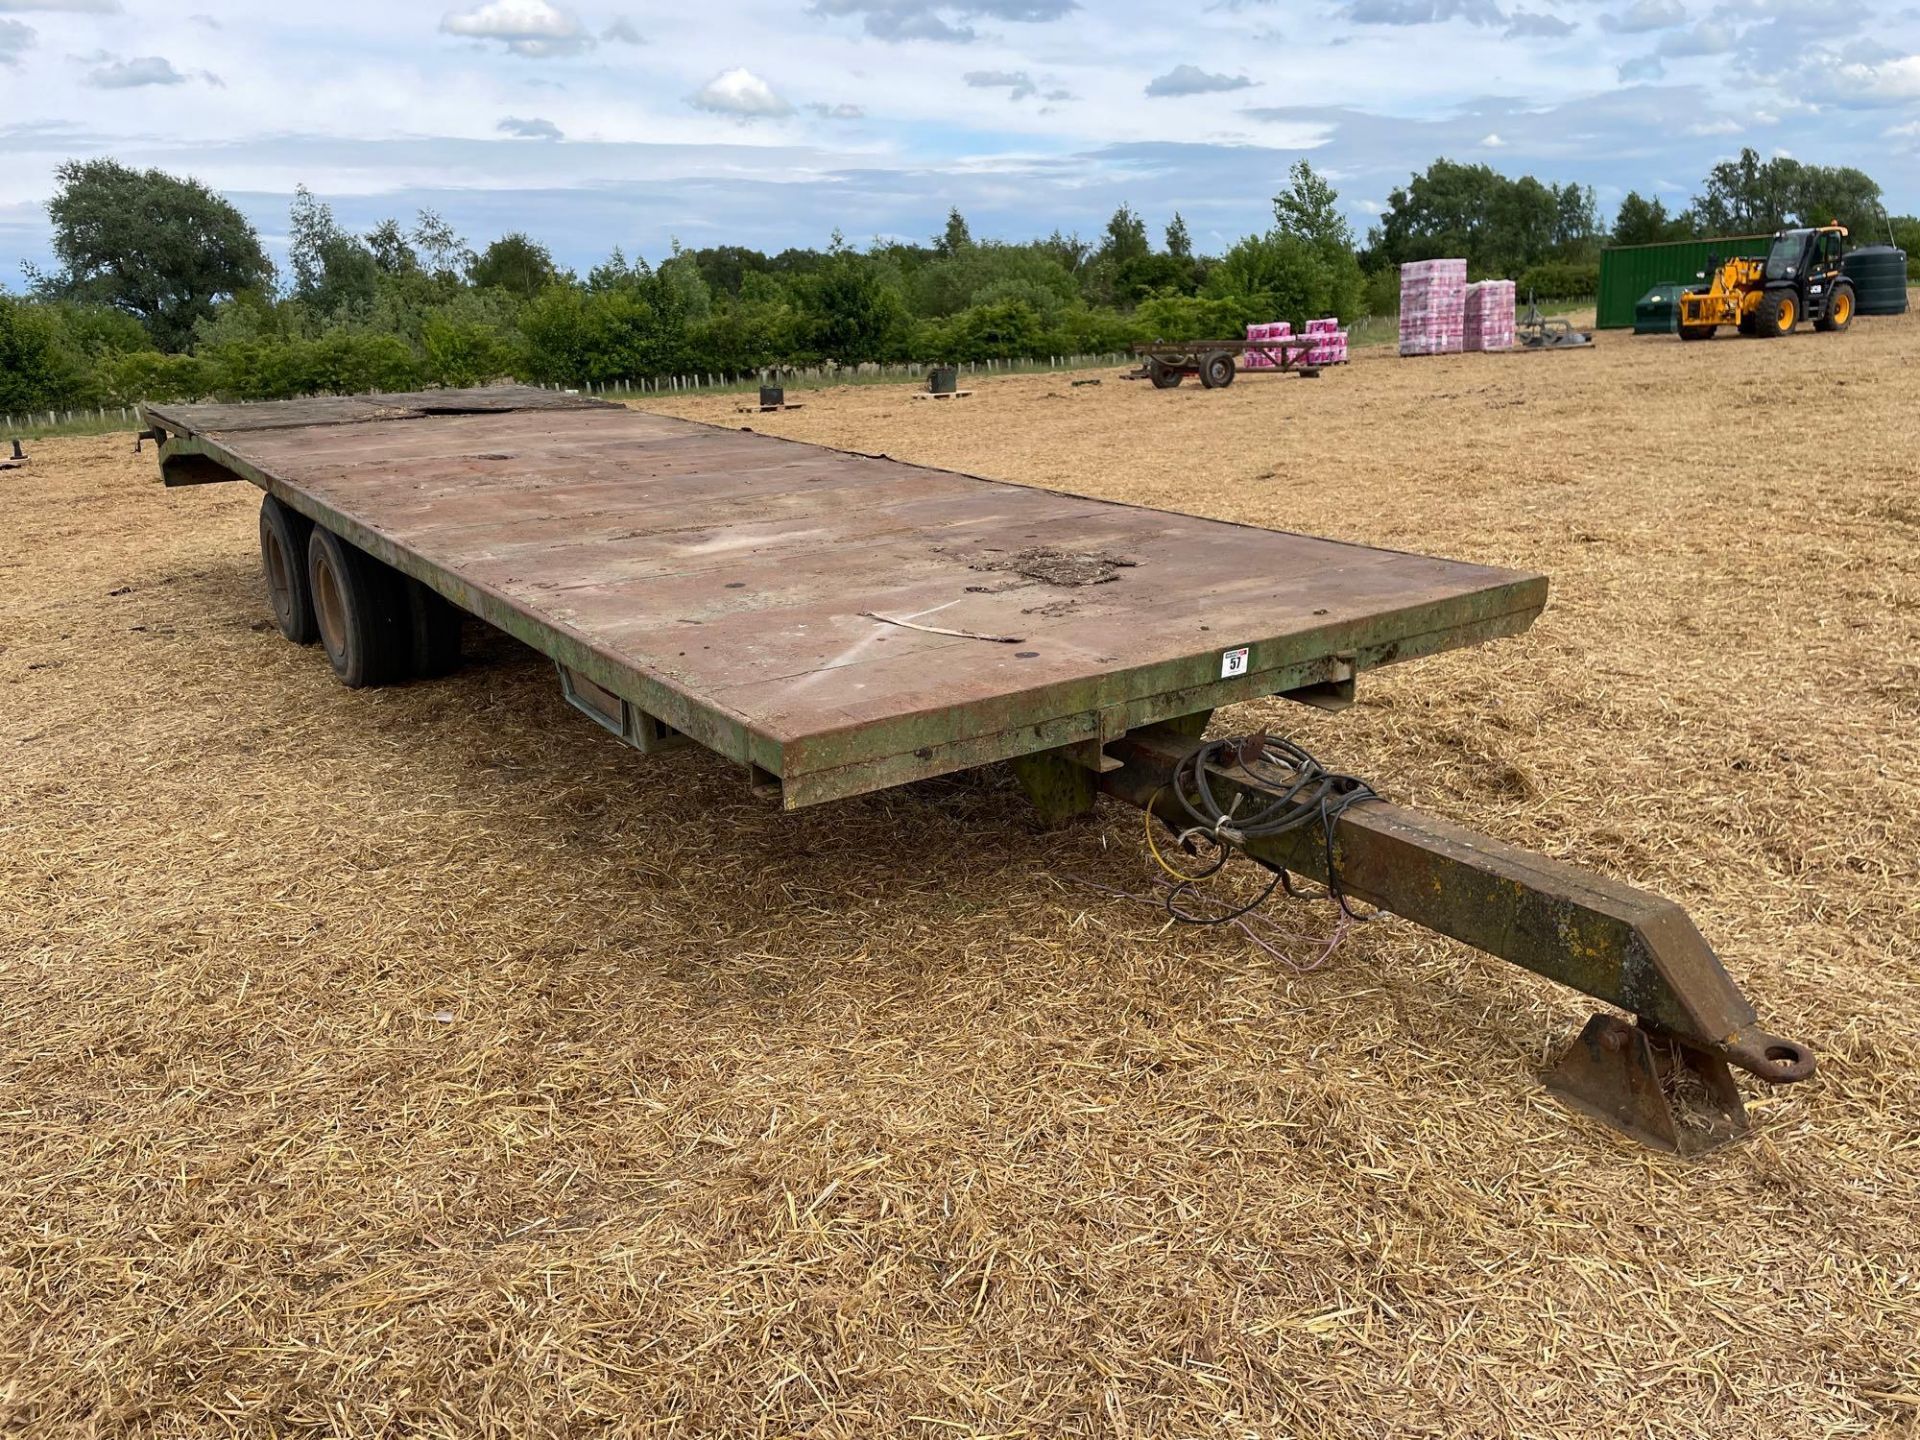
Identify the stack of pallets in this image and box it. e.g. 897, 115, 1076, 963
1465, 280, 1517, 352
1304, 317, 1349, 365
1242, 320, 1291, 369
1398, 259, 1467, 356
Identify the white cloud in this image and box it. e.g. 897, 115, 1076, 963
688, 67, 792, 118
0, 0, 118, 9
1505, 10, 1575, 37
0, 17, 30, 64
1658, 20, 1735, 56
1600, 0, 1686, 33
85, 54, 187, 86
965, 68, 1037, 99
1814, 52, 1920, 103
1344, 0, 1504, 25
601, 16, 642, 44
808, 0, 1078, 44
440, 0, 592, 57
498, 115, 563, 139
1618, 53, 1665, 80
807, 101, 866, 119
1480, 131, 1506, 146
1145, 64, 1255, 96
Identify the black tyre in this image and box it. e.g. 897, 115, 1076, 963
1753, 289, 1797, 338
1737, 310, 1758, 336
1814, 282, 1855, 333
405, 578, 463, 678
1200, 352, 1235, 389
307, 527, 408, 688
1146, 358, 1183, 389
1678, 324, 1716, 342
259, 495, 318, 644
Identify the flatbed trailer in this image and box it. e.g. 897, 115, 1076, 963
1131, 337, 1330, 389
145, 385, 1814, 1154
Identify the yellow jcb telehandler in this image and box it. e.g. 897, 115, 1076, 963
1677, 223, 1856, 340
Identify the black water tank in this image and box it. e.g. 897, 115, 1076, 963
1842, 246, 1909, 315
928, 365, 958, 394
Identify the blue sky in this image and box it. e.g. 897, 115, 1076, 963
1, 0, 1917, 285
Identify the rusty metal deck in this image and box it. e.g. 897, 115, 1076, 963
147, 385, 1548, 807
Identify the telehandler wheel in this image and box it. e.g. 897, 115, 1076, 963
307, 527, 409, 689
259, 495, 318, 644
1737, 310, 1758, 336
1815, 283, 1855, 333
1754, 289, 1797, 338
1678, 324, 1716, 341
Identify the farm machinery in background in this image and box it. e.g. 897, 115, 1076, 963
1516, 296, 1594, 350
1678, 224, 1856, 340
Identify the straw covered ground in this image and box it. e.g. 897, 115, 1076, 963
3, 312, 1917, 1438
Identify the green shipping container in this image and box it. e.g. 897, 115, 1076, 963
1596, 235, 1773, 329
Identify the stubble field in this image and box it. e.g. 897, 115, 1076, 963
3, 309, 1916, 1437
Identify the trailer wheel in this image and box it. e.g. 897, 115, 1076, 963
1146, 358, 1183, 389
405, 577, 464, 678
1200, 352, 1236, 389
307, 527, 408, 688
259, 495, 318, 644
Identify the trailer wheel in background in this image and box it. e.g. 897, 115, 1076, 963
259, 495, 318, 644
1146, 357, 1184, 389
1200, 352, 1235, 389
405, 578, 463, 678
307, 527, 408, 688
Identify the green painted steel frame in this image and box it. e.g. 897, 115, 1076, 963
1097, 726, 1816, 1096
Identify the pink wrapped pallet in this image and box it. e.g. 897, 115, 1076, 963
1399, 259, 1467, 356
1464, 280, 1517, 352
1304, 316, 1347, 366
1243, 319, 1290, 369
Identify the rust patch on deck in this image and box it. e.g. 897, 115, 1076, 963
970, 546, 1139, 587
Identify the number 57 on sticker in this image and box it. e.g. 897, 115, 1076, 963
1220, 646, 1250, 679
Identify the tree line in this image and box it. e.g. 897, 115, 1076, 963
2, 149, 1911, 416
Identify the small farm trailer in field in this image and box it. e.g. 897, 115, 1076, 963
144, 385, 1814, 1155
1130, 337, 1328, 388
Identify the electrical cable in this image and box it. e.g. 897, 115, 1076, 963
1152, 733, 1378, 927
1143, 789, 1225, 884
